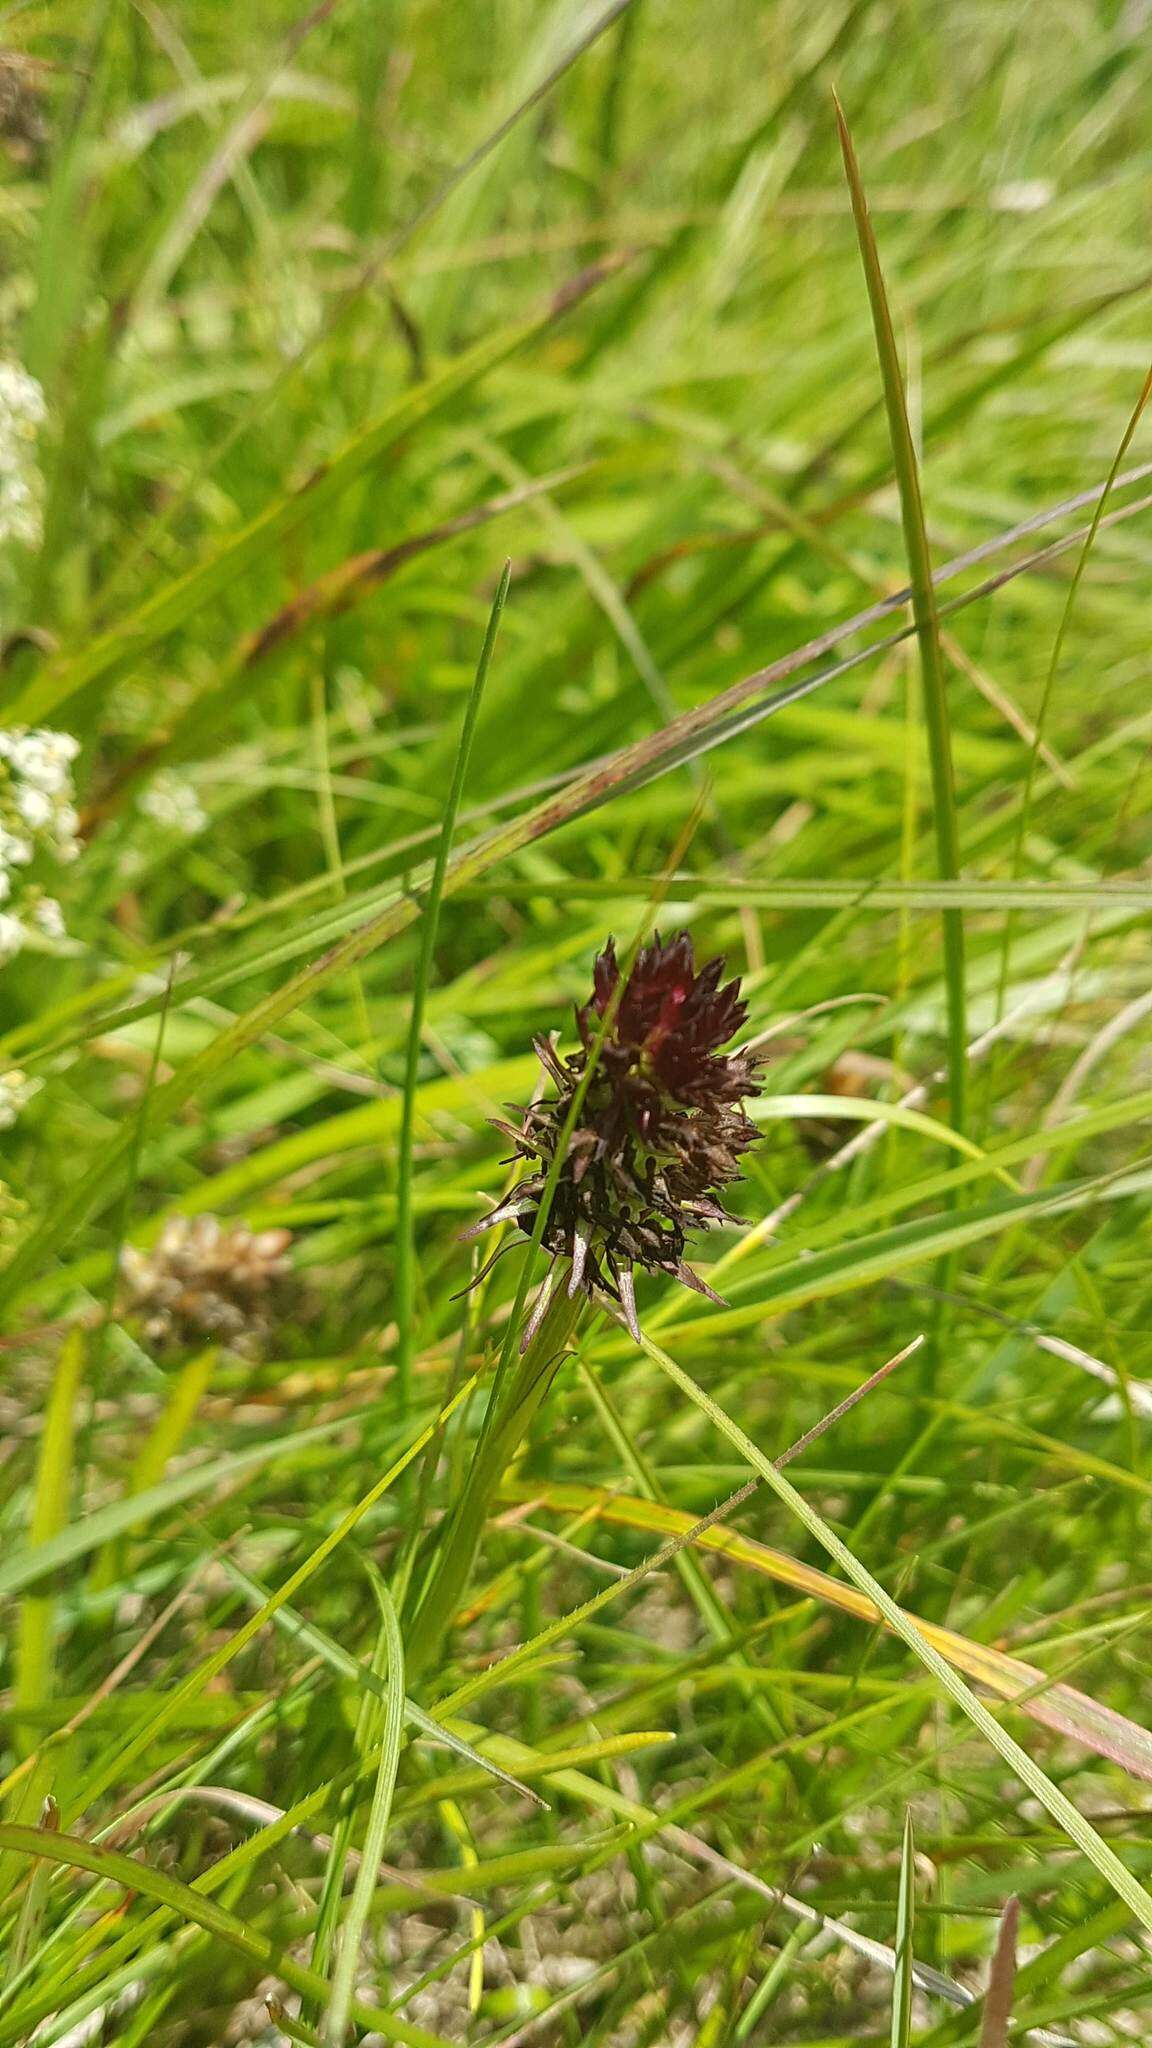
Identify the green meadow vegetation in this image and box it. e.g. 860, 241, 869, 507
2, 0, 1152, 2040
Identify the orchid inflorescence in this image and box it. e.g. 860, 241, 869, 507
468, 931, 763, 1344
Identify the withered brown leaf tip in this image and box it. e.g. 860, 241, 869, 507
467, 931, 762, 1342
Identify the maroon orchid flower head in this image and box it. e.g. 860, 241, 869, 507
465, 931, 763, 1343
577, 931, 752, 1112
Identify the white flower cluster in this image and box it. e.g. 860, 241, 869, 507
0, 1067, 39, 1129
0, 359, 47, 552
0, 726, 80, 966
138, 769, 208, 838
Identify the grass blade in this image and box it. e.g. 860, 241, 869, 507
323, 1571, 405, 2045
0, 1415, 347, 1613
67, 1381, 475, 1816
394, 562, 509, 1410
505, 1480, 1152, 1782
305, 1587, 400, 2024
13, 1328, 85, 1755
1, 470, 1148, 1317
978, 1896, 1020, 2048
3, 1327, 85, 1926
0, 1824, 449, 2048
640, 1330, 1152, 1932
9, 269, 620, 726
835, 93, 966, 1135
994, 363, 1152, 1023
217, 1553, 542, 1804
892, 1809, 916, 2048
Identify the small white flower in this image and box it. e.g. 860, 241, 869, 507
0, 913, 27, 962
0, 361, 47, 433
54, 803, 81, 858
139, 771, 208, 837
14, 782, 52, 829
0, 360, 46, 553
10, 729, 80, 790
0, 722, 80, 946
0, 826, 33, 868
31, 895, 65, 940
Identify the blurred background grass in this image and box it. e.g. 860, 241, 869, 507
2, 2, 1152, 2042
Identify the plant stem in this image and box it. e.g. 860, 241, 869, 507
410, 1272, 585, 1679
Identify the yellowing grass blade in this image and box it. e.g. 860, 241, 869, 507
517, 1481, 1152, 1784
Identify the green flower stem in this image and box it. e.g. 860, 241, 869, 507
410, 1271, 585, 1679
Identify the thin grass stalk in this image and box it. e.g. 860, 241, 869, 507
324, 1573, 405, 2045
891, 1809, 916, 2047
393, 564, 509, 1411
993, 364, 1152, 1033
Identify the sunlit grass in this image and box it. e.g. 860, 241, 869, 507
1, 2, 1152, 2042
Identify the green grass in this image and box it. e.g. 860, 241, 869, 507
2, 1, 1152, 2042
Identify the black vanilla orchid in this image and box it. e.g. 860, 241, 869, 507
468, 931, 763, 1343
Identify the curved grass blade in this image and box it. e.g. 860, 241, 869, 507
14, 1328, 85, 1753
994, 362, 1152, 1021
305, 1598, 393, 2028
0, 1415, 349, 1611
239, 473, 581, 674
507, 1481, 1152, 1782
640, 1331, 1152, 1929
0, 1824, 450, 2048
9, 264, 623, 726
69, 1380, 476, 1816
3, 474, 1151, 1317
217, 1553, 541, 1805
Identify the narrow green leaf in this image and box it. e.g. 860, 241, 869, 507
324, 1572, 405, 2044
305, 1580, 396, 2024
69, 1380, 475, 1815
892, 1810, 916, 2048
15, 1329, 86, 1748
89, 1346, 216, 1595
0, 1824, 450, 2048
995, 363, 1152, 1021
0, 1416, 346, 1609
394, 562, 509, 1409
499, 1479, 1152, 1782
1, 469, 1145, 1313
9, 272, 617, 726
642, 1331, 1152, 1936
217, 1552, 540, 1802
835, 93, 966, 1134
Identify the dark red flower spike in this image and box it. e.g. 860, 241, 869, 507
465, 931, 763, 1341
